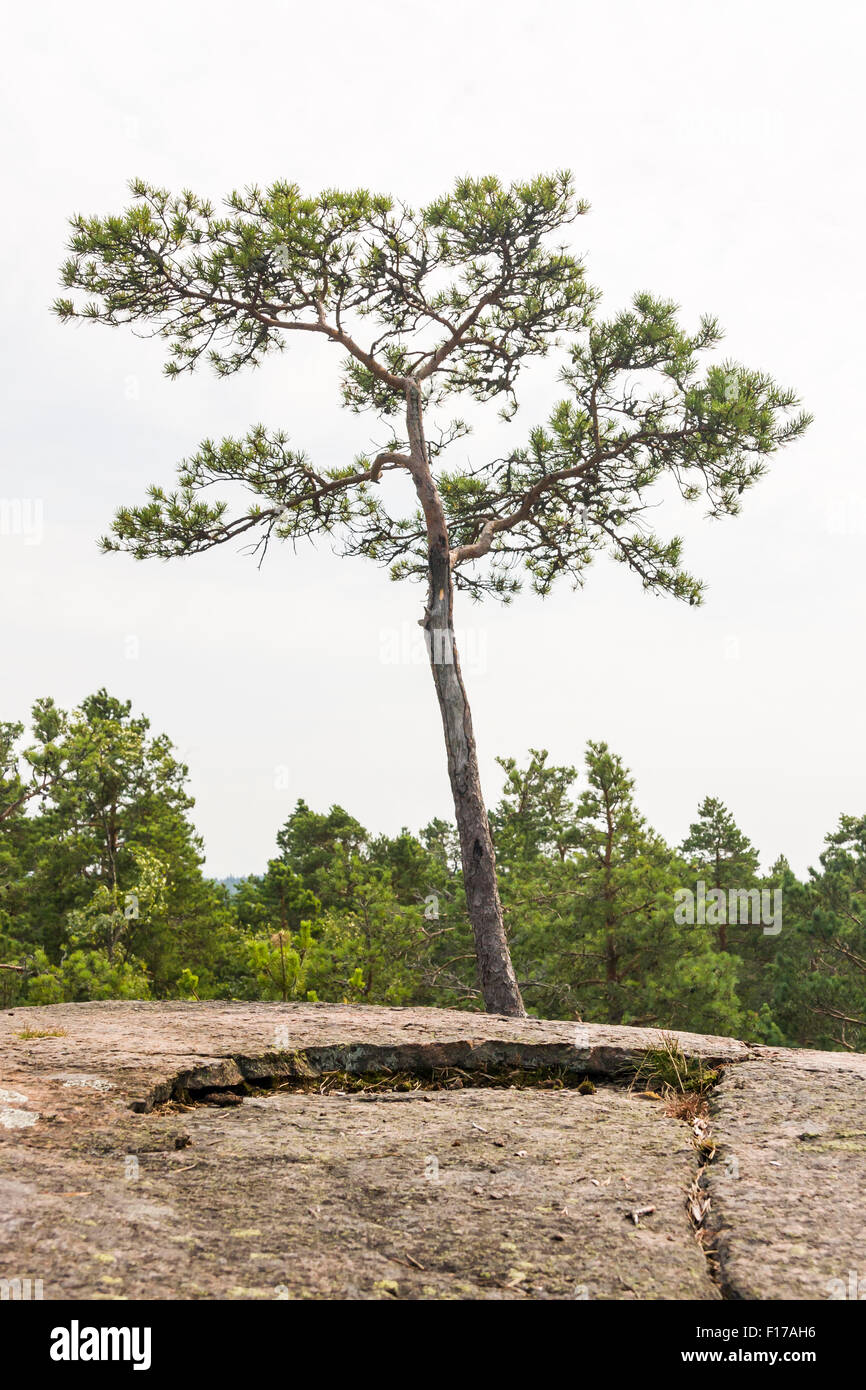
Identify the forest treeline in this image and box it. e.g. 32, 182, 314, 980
1, 691, 864, 1052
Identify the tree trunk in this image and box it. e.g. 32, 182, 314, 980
404, 381, 525, 1018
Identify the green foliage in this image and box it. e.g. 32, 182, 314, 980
65, 847, 167, 960
25, 947, 151, 1004
54, 175, 807, 607
498, 744, 744, 1034
176, 967, 200, 1000
245, 922, 315, 1003
491, 748, 579, 861
680, 795, 781, 1021
52, 172, 812, 1025
769, 818, 866, 1051
55, 173, 592, 403
634, 1032, 718, 1096
445, 296, 810, 601
3, 687, 862, 1052
0, 691, 235, 996
234, 857, 320, 934
681, 796, 761, 898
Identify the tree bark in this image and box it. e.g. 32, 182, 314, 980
404, 380, 525, 1017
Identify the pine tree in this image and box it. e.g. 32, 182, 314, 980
55, 174, 810, 1013
771, 816, 866, 1050
493, 745, 742, 1031
491, 748, 579, 862
1, 691, 230, 998
681, 796, 761, 952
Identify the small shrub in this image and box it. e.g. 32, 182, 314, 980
634, 1030, 719, 1097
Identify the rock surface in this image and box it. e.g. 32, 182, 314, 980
704, 1050, 866, 1300
0, 1001, 863, 1301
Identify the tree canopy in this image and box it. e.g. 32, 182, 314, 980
55, 175, 808, 606
53, 172, 811, 1016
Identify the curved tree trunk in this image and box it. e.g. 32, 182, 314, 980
404, 381, 525, 1017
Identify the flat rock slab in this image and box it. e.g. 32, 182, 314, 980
0, 1086, 714, 1301
1, 1002, 864, 1300
705, 1048, 866, 1300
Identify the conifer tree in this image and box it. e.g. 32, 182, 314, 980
681, 796, 761, 951
55, 174, 809, 1014
0, 692, 229, 996
493, 744, 743, 1030
772, 816, 866, 1050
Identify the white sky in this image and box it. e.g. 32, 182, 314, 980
2, 0, 864, 878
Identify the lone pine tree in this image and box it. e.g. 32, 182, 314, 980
55, 173, 810, 1016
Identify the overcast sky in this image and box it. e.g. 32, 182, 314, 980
2, 0, 863, 879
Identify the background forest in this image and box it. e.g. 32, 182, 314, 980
2, 690, 864, 1053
